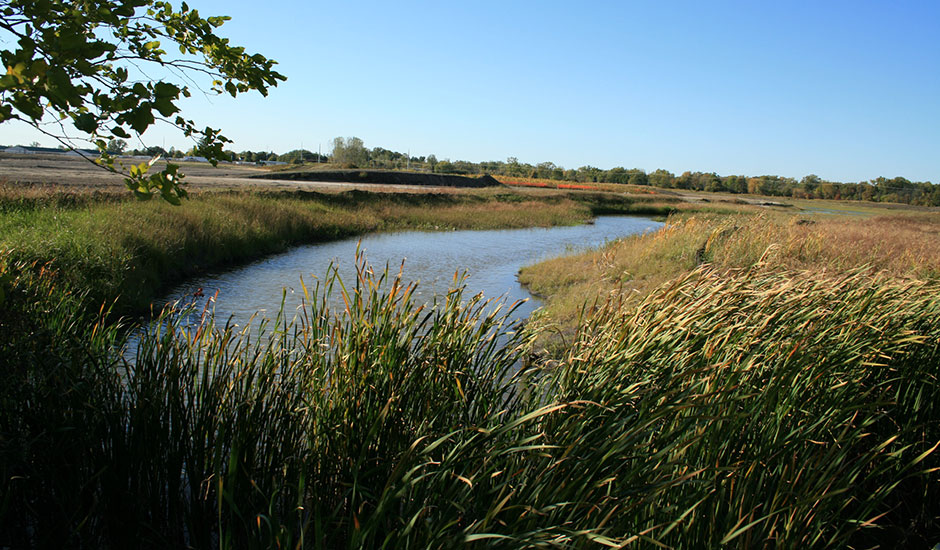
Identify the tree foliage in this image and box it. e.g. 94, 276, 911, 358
0, 0, 285, 202
330, 136, 368, 167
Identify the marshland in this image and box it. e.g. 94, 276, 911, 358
2, 172, 939, 548
2, 1, 939, 548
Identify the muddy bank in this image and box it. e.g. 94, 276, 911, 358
252, 169, 503, 188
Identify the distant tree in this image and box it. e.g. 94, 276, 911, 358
627, 169, 648, 187
535, 162, 556, 179
576, 166, 602, 183
278, 149, 316, 164
649, 169, 675, 188
703, 175, 725, 193
606, 167, 628, 184
673, 171, 691, 189
331, 136, 368, 167
722, 175, 747, 194
106, 138, 127, 154
435, 160, 456, 174
144, 145, 166, 157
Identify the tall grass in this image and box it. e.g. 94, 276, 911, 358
3, 247, 939, 547
520, 212, 940, 326
0, 254, 531, 547
547, 267, 940, 547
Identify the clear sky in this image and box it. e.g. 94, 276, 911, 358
2, 1, 938, 182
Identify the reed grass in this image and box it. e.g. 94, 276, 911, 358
520, 212, 940, 327
3, 248, 939, 547
0, 254, 532, 547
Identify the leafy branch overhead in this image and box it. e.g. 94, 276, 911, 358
0, 0, 285, 202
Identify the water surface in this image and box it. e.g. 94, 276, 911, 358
163, 216, 663, 325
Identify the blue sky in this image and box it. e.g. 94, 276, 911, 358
2, 1, 938, 182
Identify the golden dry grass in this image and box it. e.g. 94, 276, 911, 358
520, 212, 940, 328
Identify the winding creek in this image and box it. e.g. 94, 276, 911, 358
161, 216, 664, 326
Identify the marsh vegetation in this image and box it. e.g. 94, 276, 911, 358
2, 184, 939, 548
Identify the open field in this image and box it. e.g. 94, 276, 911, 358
2, 165, 940, 547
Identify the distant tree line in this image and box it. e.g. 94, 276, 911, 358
127, 136, 939, 206
125, 145, 328, 164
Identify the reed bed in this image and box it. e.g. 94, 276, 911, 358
3, 247, 939, 547
520, 212, 940, 326
1, 256, 531, 547
546, 267, 940, 547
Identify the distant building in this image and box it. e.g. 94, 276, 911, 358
2, 145, 97, 156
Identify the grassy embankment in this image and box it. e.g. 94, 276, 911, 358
2, 185, 939, 547
0, 183, 676, 314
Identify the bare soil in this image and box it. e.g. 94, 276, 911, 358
0, 153, 460, 193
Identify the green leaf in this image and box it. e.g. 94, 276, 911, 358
128, 104, 155, 133
74, 113, 97, 133
153, 81, 179, 98
12, 95, 43, 120
0, 74, 18, 90
153, 97, 178, 117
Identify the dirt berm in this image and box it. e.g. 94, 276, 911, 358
252, 170, 503, 188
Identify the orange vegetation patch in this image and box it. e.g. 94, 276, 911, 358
558, 183, 598, 191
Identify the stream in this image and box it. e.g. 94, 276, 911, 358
161, 216, 664, 326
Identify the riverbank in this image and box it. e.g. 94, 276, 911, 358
520, 209, 940, 333
0, 185, 678, 314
